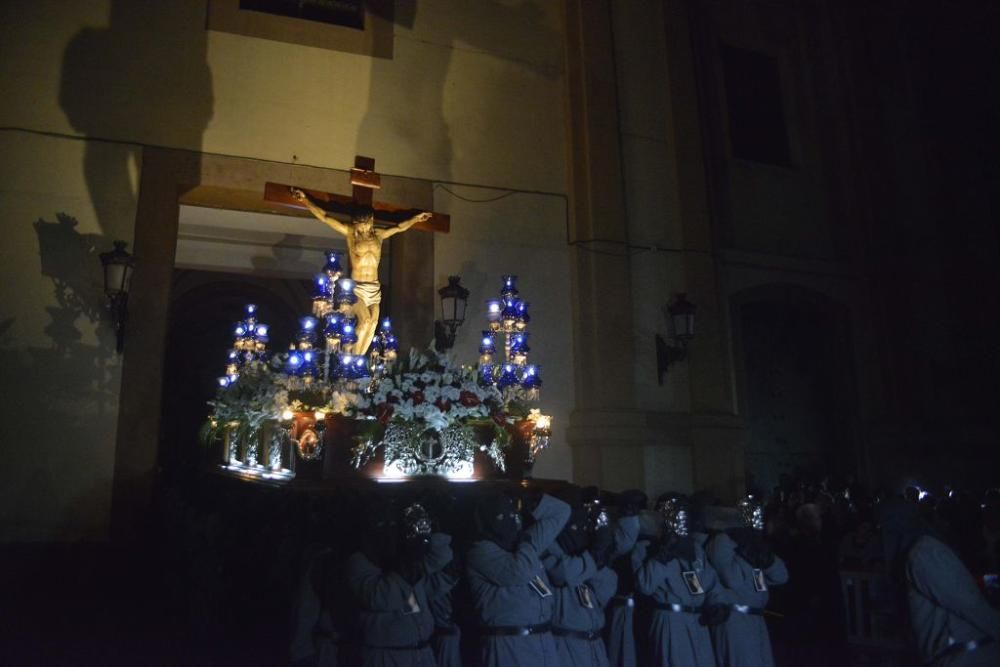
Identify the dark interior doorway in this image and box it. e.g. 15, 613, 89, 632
733, 287, 859, 494
158, 270, 309, 476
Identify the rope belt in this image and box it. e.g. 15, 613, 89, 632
552, 627, 603, 641
930, 636, 994, 665
481, 623, 551, 637
653, 602, 700, 614
731, 604, 765, 616
610, 595, 635, 608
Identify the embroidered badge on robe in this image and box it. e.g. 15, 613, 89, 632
576, 585, 595, 608
529, 575, 552, 598
682, 571, 705, 595
752, 568, 768, 592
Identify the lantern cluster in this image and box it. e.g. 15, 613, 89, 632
284, 316, 321, 384
311, 251, 344, 318
283, 250, 400, 390
218, 303, 270, 388
370, 317, 399, 370
312, 252, 364, 352
478, 275, 542, 400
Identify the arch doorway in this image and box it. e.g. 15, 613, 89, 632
731, 285, 860, 495
158, 271, 309, 476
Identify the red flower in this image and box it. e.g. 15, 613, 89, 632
459, 390, 481, 407
411, 390, 425, 405
491, 412, 507, 428
376, 403, 394, 425
434, 398, 451, 412
386, 394, 400, 405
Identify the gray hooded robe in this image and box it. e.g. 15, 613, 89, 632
466, 494, 571, 667
706, 531, 788, 667
425, 534, 461, 667
878, 499, 1000, 666
542, 541, 618, 666
633, 538, 729, 666
346, 532, 454, 667
605, 515, 641, 667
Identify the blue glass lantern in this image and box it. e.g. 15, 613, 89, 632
479, 363, 496, 386
515, 301, 530, 330
296, 317, 318, 345
521, 364, 542, 389
300, 350, 317, 378
479, 331, 496, 355
323, 251, 342, 277
285, 351, 303, 374
335, 278, 357, 307
324, 313, 342, 340
313, 273, 331, 300
510, 332, 530, 354
497, 363, 520, 390
340, 318, 358, 346
339, 353, 356, 378
501, 275, 518, 297
501, 299, 519, 328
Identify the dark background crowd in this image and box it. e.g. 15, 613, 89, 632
2, 470, 999, 665
752, 473, 1000, 665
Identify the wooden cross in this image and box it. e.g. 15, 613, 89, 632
263, 155, 449, 233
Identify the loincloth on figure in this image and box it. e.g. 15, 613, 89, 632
353, 280, 382, 307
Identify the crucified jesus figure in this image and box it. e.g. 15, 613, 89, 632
291, 188, 432, 357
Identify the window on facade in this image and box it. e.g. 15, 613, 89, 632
721, 44, 791, 166
240, 0, 365, 31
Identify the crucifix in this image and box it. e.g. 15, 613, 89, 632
264, 155, 450, 357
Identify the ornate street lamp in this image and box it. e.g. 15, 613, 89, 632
434, 275, 469, 352
99, 240, 134, 353
656, 293, 696, 383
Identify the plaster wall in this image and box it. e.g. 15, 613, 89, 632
0, 132, 137, 541
0, 0, 572, 541
432, 186, 573, 482
0, 0, 567, 194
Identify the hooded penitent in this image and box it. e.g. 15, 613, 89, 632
728, 495, 772, 569
658, 494, 696, 562
557, 506, 592, 556
475, 492, 522, 552
361, 502, 400, 569
401, 501, 433, 560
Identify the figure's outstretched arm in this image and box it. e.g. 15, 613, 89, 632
378, 211, 432, 240
291, 188, 351, 236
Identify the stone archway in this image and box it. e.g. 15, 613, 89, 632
729, 284, 861, 495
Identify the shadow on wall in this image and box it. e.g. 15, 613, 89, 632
59, 0, 213, 235
0, 214, 120, 539
355, 0, 560, 184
